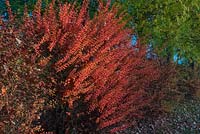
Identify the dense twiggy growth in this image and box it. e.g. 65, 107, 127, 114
0, 8, 48, 134
1, 0, 161, 133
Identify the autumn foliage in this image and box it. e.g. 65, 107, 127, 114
1, 0, 162, 133
0, 3, 48, 134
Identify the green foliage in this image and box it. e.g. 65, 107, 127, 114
115, 0, 200, 64
0, 0, 99, 19
0, 0, 35, 16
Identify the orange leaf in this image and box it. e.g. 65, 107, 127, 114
1, 86, 7, 96
96, 117, 100, 123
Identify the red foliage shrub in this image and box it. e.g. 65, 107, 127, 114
2, 0, 161, 133
0, 3, 49, 134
